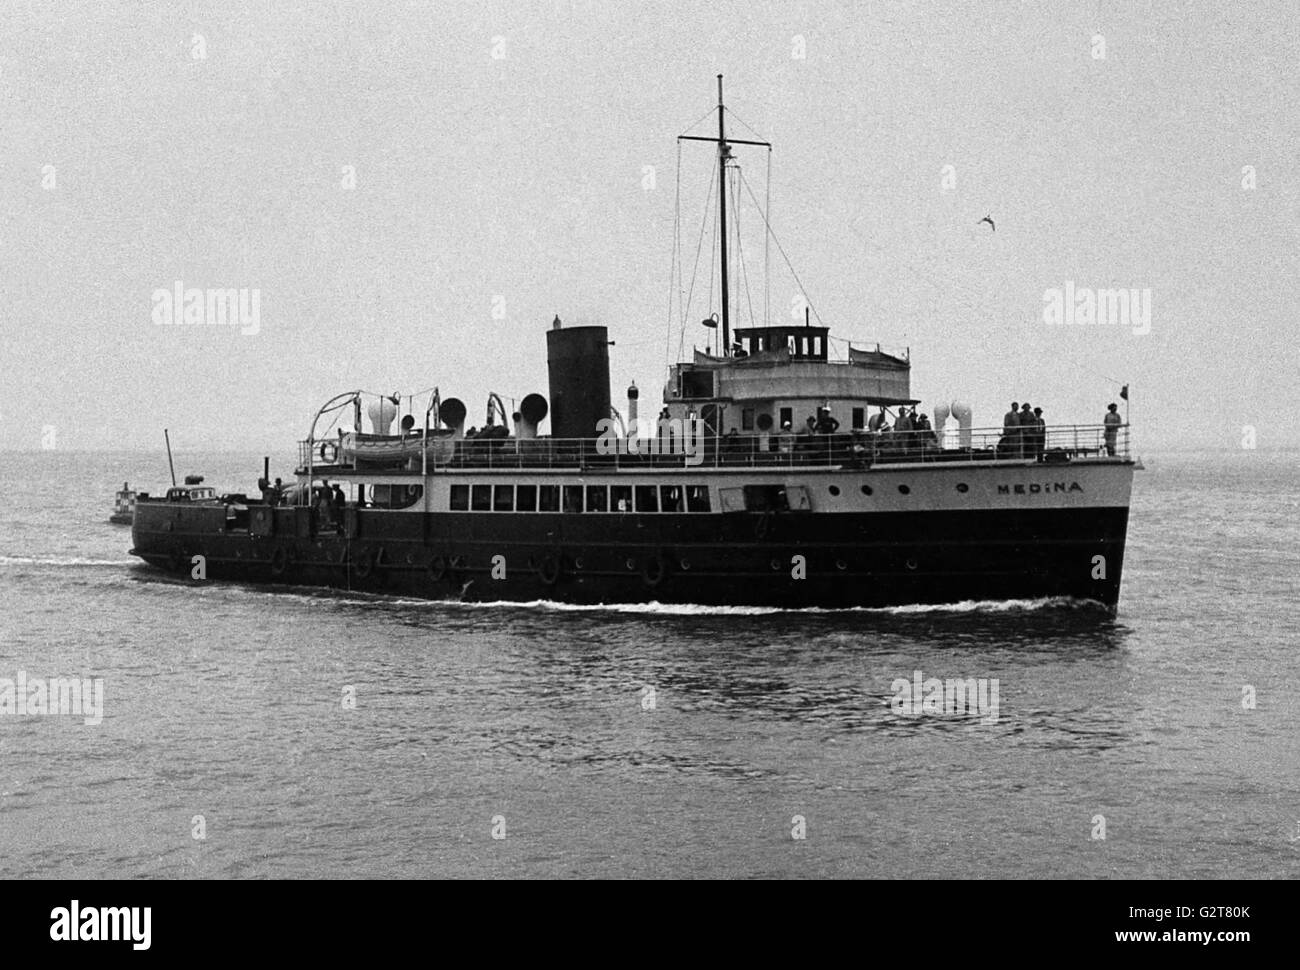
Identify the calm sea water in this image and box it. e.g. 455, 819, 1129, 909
1, 449, 1297, 879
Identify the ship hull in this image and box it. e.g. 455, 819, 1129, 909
130, 501, 1131, 610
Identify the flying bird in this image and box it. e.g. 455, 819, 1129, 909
977, 214, 995, 232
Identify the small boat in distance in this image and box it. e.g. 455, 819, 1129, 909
109, 482, 137, 525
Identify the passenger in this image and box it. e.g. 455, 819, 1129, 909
724, 428, 742, 459
1103, 402, 1122, 456
895, 406, 914, 455
800, 416, 817, 437
1032, 407, 1046, 461
316, 484, 332, 523
814, 407, 839, 435
914, 411, 936, 451
867, 407, 888, 433
776, 421, 795, 455
331, 483, 346, 515
1002, 402, 1020, 458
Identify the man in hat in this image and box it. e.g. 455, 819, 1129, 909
1032, 407, 1046, 461
1003, 402, 1020, 458
776, 420, 795, 455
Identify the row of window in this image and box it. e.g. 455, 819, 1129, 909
741, 407, 870, 431
449, 483, 711, 513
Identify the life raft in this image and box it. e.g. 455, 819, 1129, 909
641, 553, 668, 588
270, 546, 290, 577
537, 554, 562, 586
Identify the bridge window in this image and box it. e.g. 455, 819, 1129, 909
493, 485, 514, 511
686, 485, 711, 512
563, 485, 583, 513
516, 484, 537, 511
635, 485, 658, 512
450, 484, 469, 510
471, 485, 492, 511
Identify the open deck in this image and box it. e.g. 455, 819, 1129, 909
296, 424, 1131, 476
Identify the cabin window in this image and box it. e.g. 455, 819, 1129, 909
516, 484, 537, 511
635, 485, 658, 512
686, 485, 711, 512
563, 485, 584, 513
660, 485, 684, 513
744, 484, 789, 512
539, 485, 560, 512
586, 485, 608, 512
493, 485, 514, 512
611, 484, 632, 512
681, 370, 715, 399
742, 408, 755, 431
779, 407, 793, 430
471, 485, 492, 511
450, 484, 469, 511
852, 407, 865, 430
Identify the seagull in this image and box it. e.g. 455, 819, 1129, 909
978, 214, 996, 232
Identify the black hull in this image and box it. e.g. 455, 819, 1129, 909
131, 506, 1130, 610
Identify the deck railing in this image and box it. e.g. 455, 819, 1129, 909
296, 424, 1130, 475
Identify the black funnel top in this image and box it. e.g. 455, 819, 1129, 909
546, 324, 611, 439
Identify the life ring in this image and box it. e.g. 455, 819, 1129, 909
353, 547, 375, 579
319, 441, 338, 463
427, 555, 448, 582
537, 554, 561, 586
641, 554, 667, 588
270, 546, 290, 577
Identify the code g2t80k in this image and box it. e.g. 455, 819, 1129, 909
1199, 907, 1249, 918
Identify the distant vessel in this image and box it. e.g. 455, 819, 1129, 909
130, 79, 1137, 610
109, 483, 136, 525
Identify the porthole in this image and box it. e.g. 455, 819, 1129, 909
898, 485, 910, 495
956, 483, 969, 494
861, 485, 873, 496
828, 485, 841, 496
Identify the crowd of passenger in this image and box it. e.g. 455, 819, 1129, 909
999, 401, 1048, 461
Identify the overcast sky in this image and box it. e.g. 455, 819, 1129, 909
3, 0, 1297, 457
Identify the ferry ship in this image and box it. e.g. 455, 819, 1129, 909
131, 79, 1137, 611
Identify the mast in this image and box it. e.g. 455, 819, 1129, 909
677, 78, 769, 359
717, 74, 731, 356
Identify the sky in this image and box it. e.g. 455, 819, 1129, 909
3, 0, 1297, 458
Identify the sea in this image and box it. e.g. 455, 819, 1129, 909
0, 449, 1297, 879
